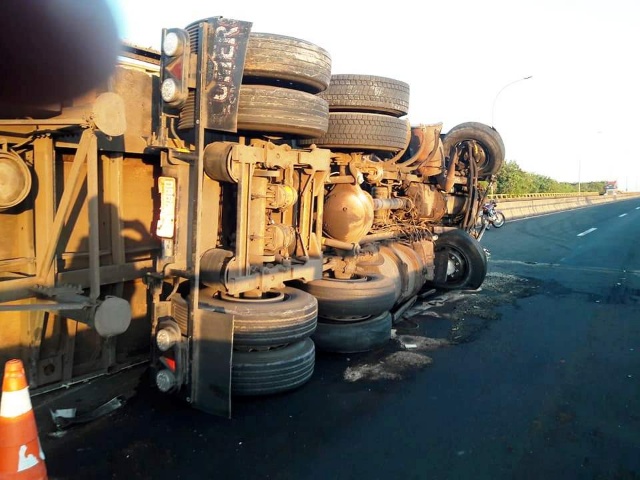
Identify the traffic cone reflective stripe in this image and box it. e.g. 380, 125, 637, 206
0, 389, 32, 418
0, 359, 47, 480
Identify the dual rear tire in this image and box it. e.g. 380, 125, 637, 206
196, 287, 318, 396
298, 74, 411, 153
312, 312, 392, 354
294, 273, 397, 353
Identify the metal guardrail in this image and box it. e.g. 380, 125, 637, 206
492, 191, 640, 221
488, 191, 601, 200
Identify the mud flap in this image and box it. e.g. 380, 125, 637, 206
189, 307, 235, 418
202, 18, 252, 132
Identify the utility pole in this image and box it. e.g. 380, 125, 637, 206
578, 158, 581, 194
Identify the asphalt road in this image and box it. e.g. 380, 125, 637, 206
40, 198, 640, 480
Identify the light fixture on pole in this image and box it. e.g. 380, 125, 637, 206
491, 75, 533, 128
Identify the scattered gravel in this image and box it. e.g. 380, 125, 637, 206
344, 352, 433, 382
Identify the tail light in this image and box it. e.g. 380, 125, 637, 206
160, 28, 190, 107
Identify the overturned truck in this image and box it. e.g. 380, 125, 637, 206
0, 17, 504, 416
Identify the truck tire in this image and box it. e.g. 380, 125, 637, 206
297, 112, 409, 152
238, 85, 329, 138
430, 229, 487, 290
442, 122, 505, 179
312, 311, 392, 353
244, 33, 331, 93
199, 287, 318, 349
232, 338, 315, 396
293, 273, 397, 319
319, 74, 410, 117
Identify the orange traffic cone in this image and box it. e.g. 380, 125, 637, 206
0, 359, 47, 480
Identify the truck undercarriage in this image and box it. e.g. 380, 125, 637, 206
0, 16, 504, 416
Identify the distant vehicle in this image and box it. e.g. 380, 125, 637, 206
603, 181, 618, 195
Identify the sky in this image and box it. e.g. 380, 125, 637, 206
107, 0, 640, 190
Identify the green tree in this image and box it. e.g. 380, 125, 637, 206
495, 161, 530, 195
494, 160, 607, 195
531, 174, 554, 192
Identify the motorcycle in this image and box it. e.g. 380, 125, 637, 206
481, 200, 505, 228
471, 199, 505, 242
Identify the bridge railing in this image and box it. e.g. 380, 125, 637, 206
485, 192, 640, 220
488, 191, 601, 200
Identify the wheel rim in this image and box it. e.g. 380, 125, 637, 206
472, 142, 491, 172
433, 229, 487, 290
445, 248, 468, 283
320, 273, 368, 283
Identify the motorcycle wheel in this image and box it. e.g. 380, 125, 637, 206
492, 212, 506, 228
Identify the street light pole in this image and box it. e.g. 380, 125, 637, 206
578, 158, 581, 194
491, 75, 533, 128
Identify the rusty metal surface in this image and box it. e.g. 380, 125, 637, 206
111, 65, 158, 142
323, 183, 375, 243
92, 93, 127, 137
0, 23, 160, 396
0, 11, 501, 415
1, 124, 156, 392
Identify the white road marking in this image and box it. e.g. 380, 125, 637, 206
619, 213, 628, 217
490, 259, 640, 275
577, 227, 597, 237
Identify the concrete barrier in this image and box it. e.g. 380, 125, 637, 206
494, 193, 640, 221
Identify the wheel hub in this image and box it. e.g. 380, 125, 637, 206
446, 250, 465, 280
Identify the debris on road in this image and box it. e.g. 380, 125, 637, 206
50, 396, 126, 431
343, 352, 433, 382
